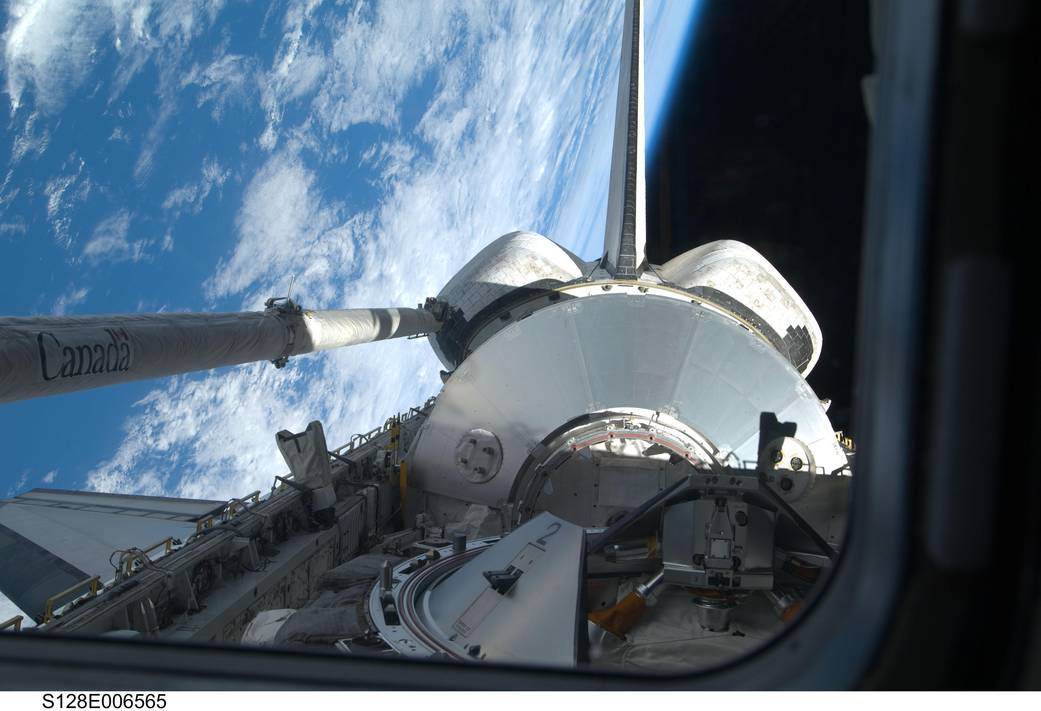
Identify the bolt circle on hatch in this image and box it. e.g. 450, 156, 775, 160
455, 428, 503, 484
763, 436, 816, 500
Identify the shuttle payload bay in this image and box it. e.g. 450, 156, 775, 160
0, 0, 853, 672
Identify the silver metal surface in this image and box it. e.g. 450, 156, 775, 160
431, 231, 586, 368
635, 569, 665, 603
408, 293, 845, 524
692, 596, 738, 632
508, 409, 713, 527
662, 498, 775, 590
452, 533, 467, 555
760, 435, 817, 502
371, 513, 585, 666
454, 429, 503, 485
784, 474, 851, 548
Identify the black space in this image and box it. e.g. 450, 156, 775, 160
646, 0, 874, 432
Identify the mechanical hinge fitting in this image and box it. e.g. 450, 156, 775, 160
482, 565, 523, 595
265, 296, 303, 369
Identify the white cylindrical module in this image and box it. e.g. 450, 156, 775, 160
0, 306, 440, 403
406, 291, 846, 525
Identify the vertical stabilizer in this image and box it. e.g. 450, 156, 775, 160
602, 0, 646, 279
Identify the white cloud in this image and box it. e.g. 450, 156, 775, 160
132, 73, 177, 181
257, 0, 327, 150
310, 1, 458, 135
368, 140, 416, 184
7, 469, 28, 496
43, 156, 91, 247
52, 285, 89, 315
88, 0, 623, 501
162, 156, 229, 216
82, 209, 149, 263
3, 0, 110, 114
41, 469, 57, 484
182, 49, 256, 121
0, 169, 18, 207
0, 168, 27, 233
10, 110, 49, 162
88, 363, 311, 497
203, 149, 354, 308
3, 0, 228, 115
3, 0, 231, 205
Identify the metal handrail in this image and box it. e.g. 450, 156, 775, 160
835, 430, 856, 451
332, 397, 435, 455
119, 537, 176, 577
194, 488, 264, 534
144, 537, 175, 557
223, 490, 261, 520
43, 576, 101, 623
736, 459, 829, 477
273, 472, 292, 492
0, 615, 23, 632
